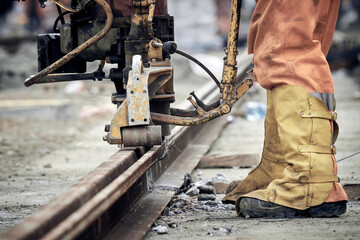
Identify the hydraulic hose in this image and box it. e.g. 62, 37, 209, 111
48, 0, 80, 13
24, 0, 113, 87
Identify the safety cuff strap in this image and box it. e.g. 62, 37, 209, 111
300, 110, 337, 121
299, 175, 339, 183
298, 145, 336, 154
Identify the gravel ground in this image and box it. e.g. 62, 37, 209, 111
144, 70, 360, 240
0, 41, 359, 240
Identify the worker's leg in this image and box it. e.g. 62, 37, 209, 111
247, 0, 340, 93
235, 0, 348, 217
236, 86, 347, 217
222, 90, 286, 204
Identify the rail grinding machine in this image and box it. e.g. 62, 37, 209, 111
19, 0, 253, 148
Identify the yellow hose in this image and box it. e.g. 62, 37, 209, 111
48, 0, 80, 13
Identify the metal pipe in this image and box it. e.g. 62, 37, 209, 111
24, 0, 113, 87
151, 104, 231, 126
34, 73, 96, 83
221, 0, 242, 103
224, 0, 242, 67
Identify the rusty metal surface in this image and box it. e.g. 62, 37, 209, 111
122, 126, 162, 147
41, 146, 163, 240
127, 55, 151, 126
105, 58, 174, 144
0, 150, 138, 240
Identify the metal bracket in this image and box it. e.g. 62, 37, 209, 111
127, 55, 151, 126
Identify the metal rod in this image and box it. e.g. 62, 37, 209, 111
221, 0, 242, 103
170, 99, 220, 117
151, 105, 231, 126
24, 0, 113, 87
35, 73, 96, 83
337, 150, 360, 162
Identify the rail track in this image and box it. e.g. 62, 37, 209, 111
0, 53, 252, 240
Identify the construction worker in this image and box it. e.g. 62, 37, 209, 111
222, 0, 348, 218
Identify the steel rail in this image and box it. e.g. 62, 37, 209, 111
0, 77, 227, 240
0, 151, 138, 240
42, 147, 163, 240
1, 52, 253, 240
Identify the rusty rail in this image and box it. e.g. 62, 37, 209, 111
0, 150, 138, 240
42, 147, 162, 240
1, 51, 253, 240
0, 81, 225, 240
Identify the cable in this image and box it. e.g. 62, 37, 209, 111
337, 150, 360, 162
53, 10, 71, 33
175, 49, 222, 91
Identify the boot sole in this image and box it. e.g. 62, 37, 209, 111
238, 198, 347, 218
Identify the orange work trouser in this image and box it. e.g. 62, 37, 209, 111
248, 0, 340, 94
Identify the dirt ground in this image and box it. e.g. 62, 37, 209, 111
0, 77, 117, 233
0, 40, 359, 240
144, 70, 360, 239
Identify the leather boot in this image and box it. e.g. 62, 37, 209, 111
222, 90, 287, 204
236, 85, 348, 218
